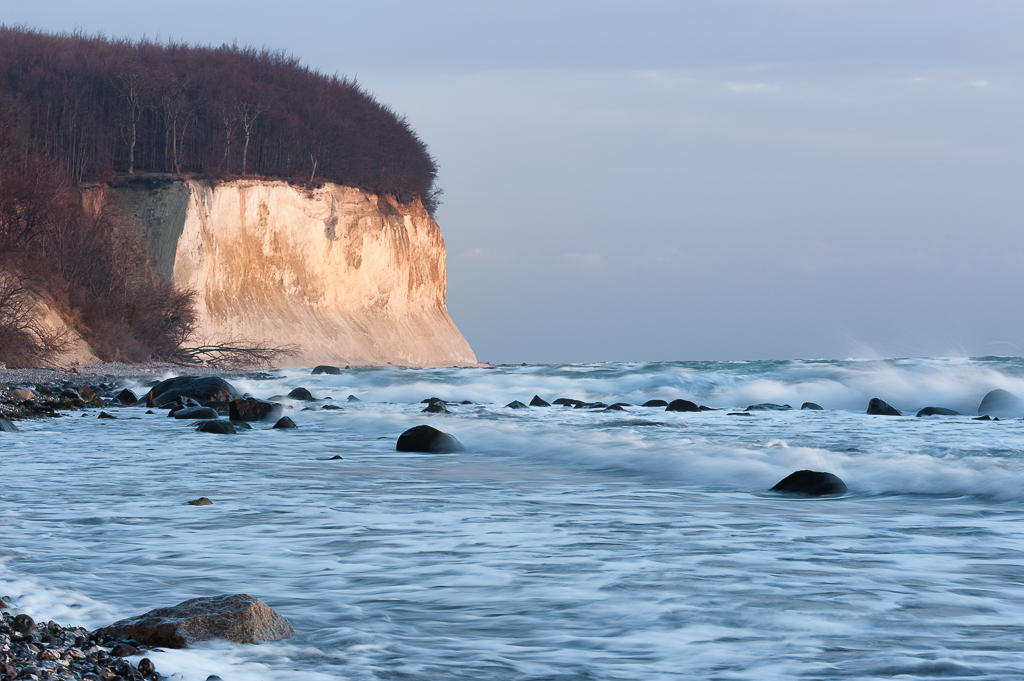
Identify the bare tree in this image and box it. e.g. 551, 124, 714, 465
112, 65, 149, 174
172, 338, 301, 368
237, 100, 263, 175
0, 271, 72, 367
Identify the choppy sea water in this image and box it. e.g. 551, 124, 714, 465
4, 357, 1024, 680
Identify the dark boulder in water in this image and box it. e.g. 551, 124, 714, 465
666, 399, 699, 412
322, 404, 344, 410
104, 594, 294, 648
98, 411, 117, 419
114, 388, 138, 406
801, 402, 823, 410
287, 387, 315, 401
553, 398, 584, 407
229, 398, 283, 422
174, 406, 220, 420
770, 470, 848, 496
311, 365, 342, 375
867, 398, 901, 416
422, 402, 450, 414
196, 420, 237, 434
604, 404, 625, 411
147, 377, 241, 408
642, 400, 668, 407
698, 405, 716, 411
188, 497, 213, 506
529, 395, 551, 407
506, 400, 528, 409
347, 395, 363, 402
422, 397, 447, 405
272, 417, 298, 429
978, 389, 1024, 419
746, 403, 792, 411
973, 415, 994, 421
916, 406, 960, 417
396, 425, 464, 453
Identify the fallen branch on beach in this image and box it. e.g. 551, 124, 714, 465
171, 339, 301, 368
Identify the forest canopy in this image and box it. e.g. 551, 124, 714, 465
0, 26, 440, 211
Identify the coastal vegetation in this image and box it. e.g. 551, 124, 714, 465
0, 27, 441, 367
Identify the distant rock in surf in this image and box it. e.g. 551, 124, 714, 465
866, 398, 901, 416
745, 403, 792, 411
311, 365, 342, 375
801, 402, 823, 410
287, 387, 315, 401
978, 389, 1024, 419
506, 400, 528, 409
770, 470, 848, 497
530, 395, 551, 407
916, 406, 960, 417
642, 400, 668, 407
554, 398, 584, 407
397, 425, 464, 453
666, 399, 699, 412
273, 416, 298, 429
422, 402, 450, 413
187, 497, 213, 506
104, 594, 294, 648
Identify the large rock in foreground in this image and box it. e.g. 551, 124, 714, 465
147, 377, 240, 408
104, 594, 294, 648
770, 470, 848, 497
978, 389, 1024, 419
396, 425, 464, 453
229, 397, 283, 422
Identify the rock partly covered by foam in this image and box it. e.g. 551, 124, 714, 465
916, 406, 960, 417
104, 594, 294, 648
396, 425, 464, 453
770, 470, 848, 497
978, 389, 1024, 419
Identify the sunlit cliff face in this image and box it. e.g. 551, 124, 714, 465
93, 179, 477, 367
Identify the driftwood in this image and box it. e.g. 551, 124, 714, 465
171, 339, 300, 369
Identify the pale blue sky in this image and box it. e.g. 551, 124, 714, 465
5, 1, 1023, 362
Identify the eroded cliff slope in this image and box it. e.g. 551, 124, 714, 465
89, 179, 477, 367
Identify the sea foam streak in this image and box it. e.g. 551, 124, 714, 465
4, 357, 1024, 679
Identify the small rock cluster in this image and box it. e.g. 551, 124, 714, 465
0, 611, 157, 681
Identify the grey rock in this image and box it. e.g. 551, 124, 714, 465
287, 387, 314, 401
174, 407, 220, 420
800, 402, 824, 410
104, 594, 294, 648
188, 497, 213, 506
666, 399, 699, 412
196, 420, 237, 435
641, 400, 668, 407
146, 377, 241, 408
745, 403, 792, 411
978, 389, 1024, 419
529, 395, 550, 407
311, 365, 342, 375
229, 398, 283, 422
505, 400, 528, 409
272, 417, 298, 429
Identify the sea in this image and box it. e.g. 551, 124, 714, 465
3, 356, 1024, 680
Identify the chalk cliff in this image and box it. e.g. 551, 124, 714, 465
87, 179, 477, 367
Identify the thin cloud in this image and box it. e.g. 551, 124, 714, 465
726, 82, 778, 93
562, 252, 607, 274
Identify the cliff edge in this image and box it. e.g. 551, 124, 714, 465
86, 178, 477, 367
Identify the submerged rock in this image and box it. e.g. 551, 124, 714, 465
322, 404, 344, 410
506, 400, 528, 409
642, 399, 669, 407
866, 398, 901, 416
98, 411, 117, 419
770, 470, 848, 497
147, 376, 241, 408
347, 394, 363, 402
196, 420, 237, 435
396, 425, 464, 453
0, 418, 19, 432
311, 365, 342, 375
104, 594, 294, 648
188, 497, 213, 506
746, 403, 792, 411
916, 406, 961, 417
530, 395, 551, 407
978, 389, 1024, 419
666, 399, 699, 412
174, 406, 220, 420
801, 402, 824, 410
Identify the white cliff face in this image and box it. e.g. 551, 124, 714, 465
167, 180, 477, 367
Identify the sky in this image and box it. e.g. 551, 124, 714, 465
4, 1, 1023, 363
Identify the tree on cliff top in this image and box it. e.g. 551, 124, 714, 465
0, 26, 441, 213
